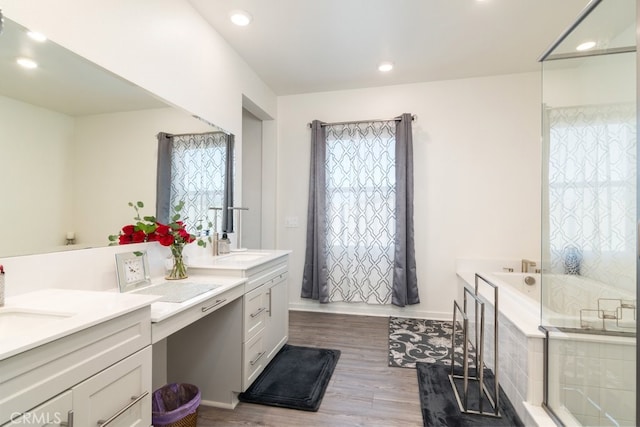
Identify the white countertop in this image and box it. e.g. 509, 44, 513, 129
0, 289, 158, 361
1, 250, 290, 361
149, 275, 247, 322
188, 249, 291, 270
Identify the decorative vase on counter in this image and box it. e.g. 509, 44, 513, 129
166, 243, 188, 280
562, 245, 582, 275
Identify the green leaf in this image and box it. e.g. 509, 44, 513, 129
137, 201, 144, 208
175, 201, 184, 211
108, 234, 117, 242
171, 214, 181, 222
198, 240, 207, 248
133, 251, 144, 256
143, 215, 157, 223
143, 224, 157, 234
128, 202, 134, 207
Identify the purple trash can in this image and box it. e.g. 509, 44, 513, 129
152, 383, 201, 427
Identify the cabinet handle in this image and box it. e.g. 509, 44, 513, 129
250, 307, 266, 318
96, 391, 148, 426
60, 410, 74, 427
202, 298, 226, 312
250, 351, 266, 366
267, 289, 272, 316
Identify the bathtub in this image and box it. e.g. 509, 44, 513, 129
458, 269, 637, 426
541, 274, 636, 331
457, 270, 546, 426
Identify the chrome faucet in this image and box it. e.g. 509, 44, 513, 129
521, 259, 537, 273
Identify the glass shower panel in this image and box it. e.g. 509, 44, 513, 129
540, 1, 636, 425
541, 51, 637, 330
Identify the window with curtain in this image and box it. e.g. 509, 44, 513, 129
325, 121, 396, 304
156, 132, 234, 234
302, 113, 419, 307
545, 103, 636, 287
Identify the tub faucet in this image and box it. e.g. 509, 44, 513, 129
521, 259, 536, 273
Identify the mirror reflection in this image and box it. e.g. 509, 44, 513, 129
0, 17, 232, 258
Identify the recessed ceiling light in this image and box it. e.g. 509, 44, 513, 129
27, 31, 47, 42
16, 57, 38, 69
576, 41, 596, 51
229, 10, 252, 26
378, 61, 394, 72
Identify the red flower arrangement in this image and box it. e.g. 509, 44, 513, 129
109, 201, 207, 279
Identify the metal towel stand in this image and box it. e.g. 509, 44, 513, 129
448, 273, 501, 418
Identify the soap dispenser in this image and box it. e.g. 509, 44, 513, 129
218, 233, 231, 254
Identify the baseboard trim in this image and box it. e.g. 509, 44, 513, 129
288, 300, 451, 321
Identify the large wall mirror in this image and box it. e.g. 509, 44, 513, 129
0, 16, 233, 258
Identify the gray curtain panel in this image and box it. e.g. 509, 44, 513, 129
301, 120, 329, 302
392, 113, 419, 306
156, 132, 173, 224
223, 134, 235, 232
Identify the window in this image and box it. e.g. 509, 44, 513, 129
324, 121, 396, 304
157, 132, 234, 234
545, 104, 635, 283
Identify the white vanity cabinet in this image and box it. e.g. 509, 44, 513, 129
242, 266, 288, 389
1, 306, 152, 426
168, 251, 290, 408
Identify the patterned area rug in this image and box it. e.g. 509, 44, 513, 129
388, 317, 475, 369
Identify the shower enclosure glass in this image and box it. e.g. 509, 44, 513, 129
540, 0, 637, 425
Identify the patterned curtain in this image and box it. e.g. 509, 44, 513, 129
324, 121, 396, 304
156, 132, 232, 234
545, 104, 636, 288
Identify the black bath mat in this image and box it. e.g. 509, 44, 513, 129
238, 344, 340, 412
416, 362, 523, 427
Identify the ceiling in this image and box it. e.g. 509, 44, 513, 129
0, 1, 596, 115
189, 0, 592, 96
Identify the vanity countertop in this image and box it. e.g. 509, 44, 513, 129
188, 249, 291, 271
149, 275, 247, 322
0, 289, 158, 361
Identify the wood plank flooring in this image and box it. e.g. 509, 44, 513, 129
197, 311, 424, 427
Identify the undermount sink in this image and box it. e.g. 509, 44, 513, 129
0, 308, 75, 335
217, 252, 269, 262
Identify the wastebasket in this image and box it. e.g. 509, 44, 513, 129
152, 383, 201, 427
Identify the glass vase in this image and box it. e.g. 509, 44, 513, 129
166, 244, 188, 280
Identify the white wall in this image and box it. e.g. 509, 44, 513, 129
278, 73, 542, 319
0, 95, 75, 255
241, 108, 263, 249
72, 107, 214, 246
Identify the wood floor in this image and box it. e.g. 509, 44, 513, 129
197, 311, 424, 427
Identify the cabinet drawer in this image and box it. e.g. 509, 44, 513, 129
244, 286, 267, 341
2, 390, 72, 427
242, 332, 266, 390
73, 346, 152, 427
245, 262, 288, 293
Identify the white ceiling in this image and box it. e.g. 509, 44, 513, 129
189, 0, 592, 95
